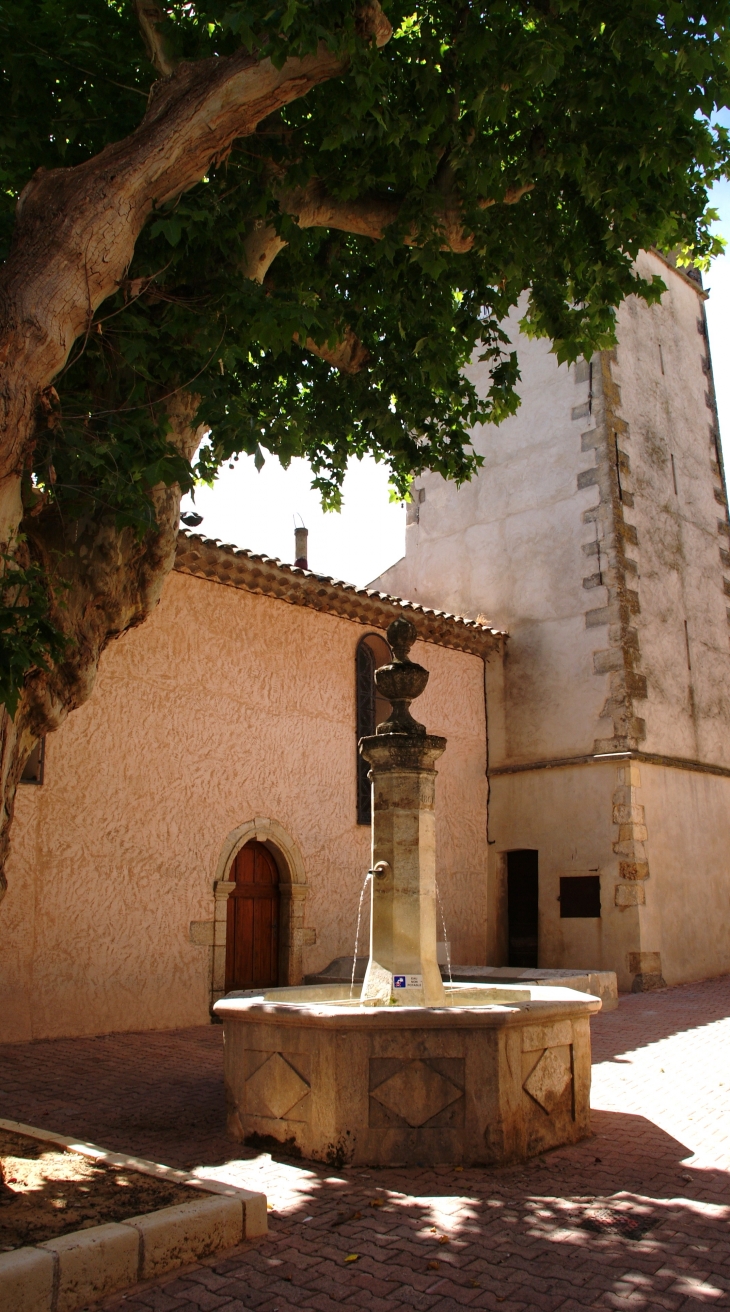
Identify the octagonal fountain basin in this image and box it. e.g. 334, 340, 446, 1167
214, 982, 601, 1168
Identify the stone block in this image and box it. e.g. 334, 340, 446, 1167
628, 952, 662, 975
40, 1222, 138, 1312
613, 804, 645, 825
631, 973, 666, 992
612, 784, 639, 806
123, 1196, 243, 1280
521, 1021, 572, 1052
625, 672, 647, 697
593, 648, 624, 674
0, 1245, 54, 1312
615, 824, 648, 845
586, 606, 611, 627
241, 1191, 269, 1238
615, 883, 645, 907
619, 861, 649, 881
189, 920, 215, 946
577, 468, 598, 490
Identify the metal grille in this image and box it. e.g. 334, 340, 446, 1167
356, 641, 377, 824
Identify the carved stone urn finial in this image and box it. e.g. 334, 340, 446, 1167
374, 617, 429, 736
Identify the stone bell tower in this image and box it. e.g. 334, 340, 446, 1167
372, 251, 730, 992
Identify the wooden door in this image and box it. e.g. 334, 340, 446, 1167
225, 842, 280, 991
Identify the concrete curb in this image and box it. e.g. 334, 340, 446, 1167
0, 1119, 267, 1312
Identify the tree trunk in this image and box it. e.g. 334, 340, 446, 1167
0, 394, 204, 900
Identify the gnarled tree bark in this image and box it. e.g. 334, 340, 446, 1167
0, 391, 204, 896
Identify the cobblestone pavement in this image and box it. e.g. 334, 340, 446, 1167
2, 977, 730, 1311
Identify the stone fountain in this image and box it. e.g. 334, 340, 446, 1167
214, 619, 600, 1167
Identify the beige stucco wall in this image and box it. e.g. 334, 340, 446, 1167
610, 251, 730, 765
639, 763, 730, 986
372, 298, 605, 764
487, 759, 730, 991
0, 571, 488, 1043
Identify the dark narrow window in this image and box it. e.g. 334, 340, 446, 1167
20, 738, 45, 785
356, 633, 391, 825
559, 875, 601, 918
507, 850, 538, 967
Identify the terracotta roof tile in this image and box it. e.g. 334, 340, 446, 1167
175, 531, 506, 658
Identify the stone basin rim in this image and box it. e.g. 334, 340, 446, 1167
214, 990, 602, 1029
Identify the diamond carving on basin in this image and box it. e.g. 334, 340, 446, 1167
245, 1052, 310, 1120
371, 1059, 462, 1127
523, 1047, 572, 1114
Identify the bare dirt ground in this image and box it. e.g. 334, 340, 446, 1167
0, 1128, 194, 1251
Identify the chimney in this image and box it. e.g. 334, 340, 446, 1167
294, 525, 308, 569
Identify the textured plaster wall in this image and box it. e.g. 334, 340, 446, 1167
487, 764, 622, 983
371, 297, 610, 764
487, 760, 730, 990
639, 764, 730, 986
610, 251, 730, 765
1, 571, 488, 1043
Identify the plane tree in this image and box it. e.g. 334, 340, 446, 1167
0, 0, 728, 892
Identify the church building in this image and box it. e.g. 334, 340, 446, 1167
1, 535, 498, 1043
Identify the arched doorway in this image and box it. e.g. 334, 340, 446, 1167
224, 841, 280, 991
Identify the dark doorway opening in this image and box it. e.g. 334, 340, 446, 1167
507, 850, 539, 967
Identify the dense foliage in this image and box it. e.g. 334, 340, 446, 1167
2, 1, 729, 519
0, 0, 729, 693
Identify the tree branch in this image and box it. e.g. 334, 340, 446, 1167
134, 1, 177, 79
241, 177, 534, 283
242, 176, 532, 375
0, 3, 392, 537
294, 326, 371, 374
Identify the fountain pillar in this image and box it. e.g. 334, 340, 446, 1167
359, 618, 446, 1006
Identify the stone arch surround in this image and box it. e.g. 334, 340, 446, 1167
211, 817, 308, 1008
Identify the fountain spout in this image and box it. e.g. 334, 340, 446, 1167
358, 617, 446, 1007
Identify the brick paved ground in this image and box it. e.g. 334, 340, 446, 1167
2, 977, 730, 1310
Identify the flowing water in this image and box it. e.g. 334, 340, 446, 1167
435, 879, 454, 993
350, 871, 372, 998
